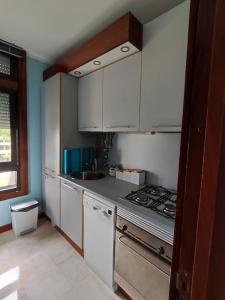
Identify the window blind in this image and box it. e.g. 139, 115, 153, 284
0, 93, 10, 129
0, 53, 10, 76
0, 39, 24, 58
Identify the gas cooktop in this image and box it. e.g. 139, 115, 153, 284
123, 185, 177, 220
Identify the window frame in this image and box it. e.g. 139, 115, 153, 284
0, 52, 28, 200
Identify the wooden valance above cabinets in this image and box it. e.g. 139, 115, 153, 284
43, 12, 143, 81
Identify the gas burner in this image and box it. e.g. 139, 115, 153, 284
163, 204, 176, 217
164, 203, 176, 212
135, 197, 147, 204
124, 185, 177, 220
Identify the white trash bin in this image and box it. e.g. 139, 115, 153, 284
11, 200, 40, 236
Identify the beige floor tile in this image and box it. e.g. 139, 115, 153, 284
0, 246, 15, 274
24, 269, 73, 300
58, 255, 90, 286
0, 219, 123, 300
41, 233, 75, 265
19, 252, 58, 284
0, 231, 15, 246
63, 273, 121, 300
0, 286, 28, 300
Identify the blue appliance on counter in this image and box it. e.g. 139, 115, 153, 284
63, 148, 72, 175
63, 147, 96, 175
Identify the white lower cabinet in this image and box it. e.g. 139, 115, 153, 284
83, 192, 116, 289
60, 180, 83, 249
43, 173, 60, 227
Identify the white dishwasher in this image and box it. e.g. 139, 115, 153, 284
83, 191, 116, 289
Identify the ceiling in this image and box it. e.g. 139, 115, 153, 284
0, 0, 184, 64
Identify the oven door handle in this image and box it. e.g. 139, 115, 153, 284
117, 227, 158, 256
117, 233, 171, 276
117, 227, 172, 264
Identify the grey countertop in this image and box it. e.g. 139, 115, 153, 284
60, 174, 175, 245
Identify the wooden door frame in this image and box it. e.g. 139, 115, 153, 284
170, 0, 225, 299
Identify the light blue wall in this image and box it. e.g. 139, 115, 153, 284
0, 57, 48, 226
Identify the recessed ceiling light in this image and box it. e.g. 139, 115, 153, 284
120, 46, 130, 53
93, 60, 101, 65
74, 71, 81, 75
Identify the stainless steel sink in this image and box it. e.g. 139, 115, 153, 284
70, 171, 105, 180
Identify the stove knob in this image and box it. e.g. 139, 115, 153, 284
122, 225, 128, 232
158, 247, 165, 256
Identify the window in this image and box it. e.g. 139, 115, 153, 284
0, 90, 19, 192
0, 45, 28, 200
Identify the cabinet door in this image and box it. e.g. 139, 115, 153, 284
140, 2, 190, 131
103, 52, 141, 132
43, 174, 60, 227
43, 74, 60, 175
78, 69, 103, 131
60, 181, 83, 248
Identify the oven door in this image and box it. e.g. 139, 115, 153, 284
115, 230, 171, 300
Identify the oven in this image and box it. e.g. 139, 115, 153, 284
115, 216, 173, 300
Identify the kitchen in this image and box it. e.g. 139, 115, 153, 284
0, 0, 204, 299
42, 1, 189, 298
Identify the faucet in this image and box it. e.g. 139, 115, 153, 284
85, 162, 91, 171
93, 158, 98, 171
85, 159, 98, 172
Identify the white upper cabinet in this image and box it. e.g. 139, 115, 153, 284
140, 1, 190, 132
103, 52, 141, 132
78, 69, 103, 131
77, 1, 189, 133
43, 74, 60, 175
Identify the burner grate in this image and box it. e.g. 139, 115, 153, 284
124, 185, 177, 220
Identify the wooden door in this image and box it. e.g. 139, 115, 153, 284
170, 0, 225, 299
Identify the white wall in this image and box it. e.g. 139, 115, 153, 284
109, 133, 181, 190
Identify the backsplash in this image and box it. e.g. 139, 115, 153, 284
109, 133, 181, 190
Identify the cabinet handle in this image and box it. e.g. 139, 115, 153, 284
150, 125, 181, 133
43, 172, 54, 179
105, 125, 135, 129
44, 168, 55, 175
62, 182, 78, 191
152, 124, 180, 128
80, 126, 99, 129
